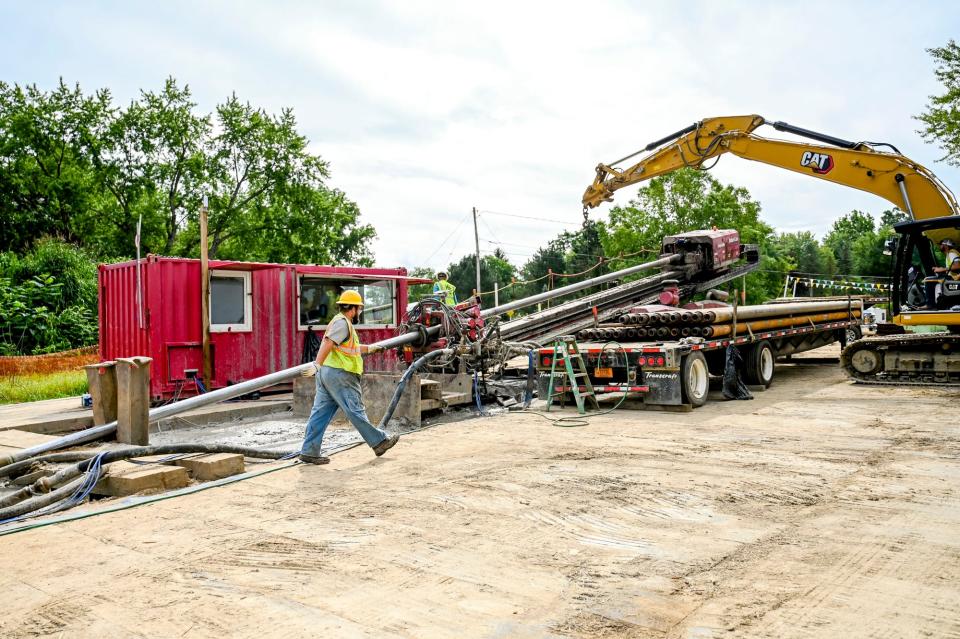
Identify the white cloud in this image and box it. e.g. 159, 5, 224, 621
2, 0, 958, 271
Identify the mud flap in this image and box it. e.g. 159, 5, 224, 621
722, 345, 753, 401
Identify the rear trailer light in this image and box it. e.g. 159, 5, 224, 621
657, 356, 665, 366
637, 357, 646, 366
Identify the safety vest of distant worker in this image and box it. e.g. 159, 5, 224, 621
433, 274, 457, 304
323, 292, 365, 375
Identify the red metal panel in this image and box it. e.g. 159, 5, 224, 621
99, 256, 413, 400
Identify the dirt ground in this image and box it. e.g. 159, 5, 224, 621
2, 346, 959, 638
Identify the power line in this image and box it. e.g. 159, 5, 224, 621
424, 211, 472, 263
478, 209, 581, 226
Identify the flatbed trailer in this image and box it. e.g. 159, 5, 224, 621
537, 316, 861, 409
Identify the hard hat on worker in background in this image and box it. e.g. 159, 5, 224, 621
336, 290, 364, 306
940, 238, 957, 249
437, 271, 448, 278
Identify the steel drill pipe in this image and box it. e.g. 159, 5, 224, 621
656, 327, 670, 338
485, 254, 680, 318
680, 327, 691, 337
706, 300, 862, 323
701, 310, 861, 338
680, 312, 692, 323
669, 328, 680, 338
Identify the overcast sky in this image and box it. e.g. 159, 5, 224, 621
2, 1, 958, 271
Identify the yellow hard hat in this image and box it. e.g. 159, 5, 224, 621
336, 290, 364, 306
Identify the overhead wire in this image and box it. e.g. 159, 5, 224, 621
424, 210, 472, 264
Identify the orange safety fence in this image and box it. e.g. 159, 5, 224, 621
0, 346, 99, 376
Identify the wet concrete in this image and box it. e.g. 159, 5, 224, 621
147, 404, 502, 454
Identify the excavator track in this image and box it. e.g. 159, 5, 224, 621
841, 332, 960, 386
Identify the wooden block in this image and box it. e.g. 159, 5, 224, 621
171, 453, 244, 481
420, 379, 443, 400
93, 461, 189, 496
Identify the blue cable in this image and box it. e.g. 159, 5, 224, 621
524, 350, 535, 408
0, 451, 109, 525
473, 371, 488, 416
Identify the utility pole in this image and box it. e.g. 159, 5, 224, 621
472, 207, 481, 300
200, 195, 212, 387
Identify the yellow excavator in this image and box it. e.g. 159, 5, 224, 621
583, 114, 960, 385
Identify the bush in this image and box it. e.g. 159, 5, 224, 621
0, 239, 99, 355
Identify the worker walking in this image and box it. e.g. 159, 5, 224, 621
299, 290, 399, 464
433, 271, 457, 304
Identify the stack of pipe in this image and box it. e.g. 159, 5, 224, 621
578, 300, 861, 342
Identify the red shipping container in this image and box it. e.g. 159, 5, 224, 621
99, 256, 426, 401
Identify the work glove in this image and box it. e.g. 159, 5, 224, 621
368, 345, 384, 354
301, 362, 320, 377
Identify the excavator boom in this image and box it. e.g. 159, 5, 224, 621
584, 114, 959, 221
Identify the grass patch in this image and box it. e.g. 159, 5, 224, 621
0, 370, 88, 404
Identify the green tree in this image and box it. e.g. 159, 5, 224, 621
916, 39, 960, 166
601, 168, 781, 303
446, 248, 517, 305
407, 266, 436, 302
0, 79, 376, 266
823, 210, 876, 274
774, 231, 826, 275
0, 81, 112, 252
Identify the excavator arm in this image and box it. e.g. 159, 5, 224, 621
583, 114, 959, 222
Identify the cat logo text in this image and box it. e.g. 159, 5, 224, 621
800, 151, 834, 174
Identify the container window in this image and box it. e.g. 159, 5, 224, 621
299, 278, 395, 329
210, 270, 252, 332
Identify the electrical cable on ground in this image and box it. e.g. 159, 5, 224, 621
521, 341, 631, 427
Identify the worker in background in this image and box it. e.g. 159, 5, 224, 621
433, 271, 457, 304
299, 290, 398, 464
924, 238, 960, 310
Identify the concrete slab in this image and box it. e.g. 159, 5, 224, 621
0, 397, 92, 435
0, 395, 291, 436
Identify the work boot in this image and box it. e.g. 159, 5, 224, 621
373, 434, 399, 457
299, 453, 330, 465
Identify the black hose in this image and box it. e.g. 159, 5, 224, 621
379, 349, 453, 428
0, 477, 86, 521
1, 444, 295, 510
0, 451, 106, 480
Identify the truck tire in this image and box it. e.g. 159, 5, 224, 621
681, 351, 709, 407
845, 325, 862, 344
744, 340, 775, 388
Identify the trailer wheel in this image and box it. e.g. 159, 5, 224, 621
744, 340, 776, 388
845, 325, 862, 344
681, 351, 709, 407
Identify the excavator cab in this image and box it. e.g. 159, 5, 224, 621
890, 216, 960, 326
